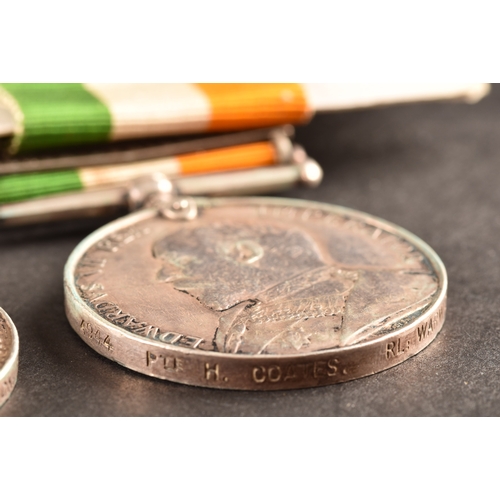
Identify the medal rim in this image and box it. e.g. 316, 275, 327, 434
64, 197, 447, 389
0, 307, 19, 406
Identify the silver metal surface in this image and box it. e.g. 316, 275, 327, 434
64, 197, 447, 390
0, 308, 19, 407
127, 173, 176, 212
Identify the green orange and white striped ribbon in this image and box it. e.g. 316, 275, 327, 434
0, 141, 280, 203
0, 83, 310, 154
0, 83, 488, 155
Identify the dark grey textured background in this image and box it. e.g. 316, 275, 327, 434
2, 85, 499, 416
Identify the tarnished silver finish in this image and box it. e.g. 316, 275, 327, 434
160, 197, 198, 221
0, 308, 19, 407
64, 197, 447, 390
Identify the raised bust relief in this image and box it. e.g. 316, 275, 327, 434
153, 222, 438, 355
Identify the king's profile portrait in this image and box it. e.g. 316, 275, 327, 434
153, 223, 437, 354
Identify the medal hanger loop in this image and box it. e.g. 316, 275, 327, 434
126, 172, 198, 221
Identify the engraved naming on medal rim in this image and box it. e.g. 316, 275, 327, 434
65, 197, 447, 390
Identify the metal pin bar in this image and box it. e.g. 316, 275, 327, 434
0, 159, 323, 227
0, 126, 294, 175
